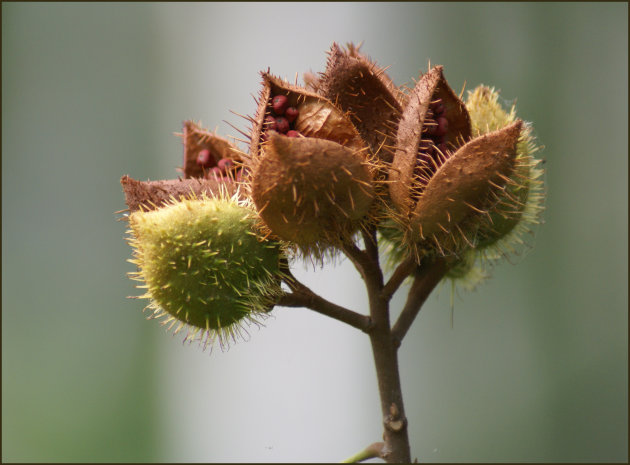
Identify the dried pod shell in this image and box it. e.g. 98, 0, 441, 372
121, 175, 238, 213
409, 120, 523, 246
248, 72, 366, 160
180, 121, 240, 179
316, 42, 406, 162
251, 133, 374, 249
390, 66, 472, 214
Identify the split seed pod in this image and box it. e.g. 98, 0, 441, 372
408, 120, 523, 254
125, 189, 284, 350
389, 65, 472, 216
247, 73, 377, 253
180, 120, 242, 180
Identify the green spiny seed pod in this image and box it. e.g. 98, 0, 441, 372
442, 86, 545, 290
127, 193, 284, 349
465, 85, 545, 256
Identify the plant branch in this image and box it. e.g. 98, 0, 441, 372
361, 226, 380, 265
391, 256, 451, 347
277, 291, 372, 333
341, 238, 384, 291
278, 265, 373, 333
381, 255, 417, 301
341, 442, 385, 463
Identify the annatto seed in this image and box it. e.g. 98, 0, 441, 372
285, 106, 299, 123
196, 149, 213, 166
206, 167, 223, 179
275, 116, 290, 133
435, 116, 449, 136
272, 95, 289, 115
218, 158, 234, 171
431, 101, 445, 116
264, 115, 277, 131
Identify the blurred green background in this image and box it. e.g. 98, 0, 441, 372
2, 2, 627, 462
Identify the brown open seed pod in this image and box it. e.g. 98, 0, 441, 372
315, 42, 406, 163
248, 72, 366, 161
180, 121, 241, 179
389, 66, 472, 215
409, 120, 523, 248
250, 133, 375, 250
120, 175, 237, 213
312, 43, 407, 163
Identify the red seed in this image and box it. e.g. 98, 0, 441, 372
275, 116, 290, 133
271, 95, 289, 115
196, 149, 213, 167
286, 130, 300, 137
206, 167, 223, 179
264, 115, 277, 131
218, 158, 234, 172
435, 116, 449, 136
285, 106, 299, 123
431, 101, 445, 116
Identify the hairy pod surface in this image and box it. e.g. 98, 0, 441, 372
127, 195, 284, 349
465, 86, 545, 253
251, 133, 375, 251
315, 42, 406, 163
120, 175, 239, 213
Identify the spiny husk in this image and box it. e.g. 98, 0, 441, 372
250, 132, 375, 256
120, 175, 239, 214
315, 42, 406, 163
126, 191, 285, 351
402, 120, 523, 257
389, 66, 472, 216
179, 120, 241, 179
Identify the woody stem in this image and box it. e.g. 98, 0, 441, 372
342, 230, 411, 463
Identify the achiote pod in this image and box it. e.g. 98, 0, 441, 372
315, 42, 407, 164
464, 86, 545, 255
442, 86, 545, 289
408, 120, 523, 254
122, 178, 285, 350
247, 72, 378, 254
179, 120, 243, 181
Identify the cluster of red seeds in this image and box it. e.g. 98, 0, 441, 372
196, 149, 240, 181
264, 94, 301, 138
415, 99, 450, 182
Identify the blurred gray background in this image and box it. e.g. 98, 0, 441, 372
2, 2, 627, 462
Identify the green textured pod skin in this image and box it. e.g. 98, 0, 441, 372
465, 85, 545, 251
128, 196, 283, 341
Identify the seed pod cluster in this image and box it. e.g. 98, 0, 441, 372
121, 42, 545, 348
